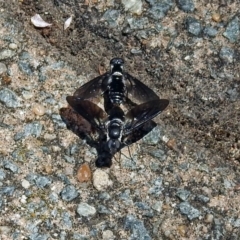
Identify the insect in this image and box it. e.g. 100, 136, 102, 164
65, 96, 169, 167
73, 58, 160, 112
60, 105, 159, 167
60, 58, 169, 167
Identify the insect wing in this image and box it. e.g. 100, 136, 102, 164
73, 73, 110, 99
124, 73, 160, 103
59, 107, 97, 148
60, 107, 92, 134
124, 99, 169, 135
122, 120, 157, 146
66, 96, 107, 131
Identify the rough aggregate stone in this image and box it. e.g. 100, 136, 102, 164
61, 185, 79, 202
0, 88, 21, 108
148, 1, 173, 20
178, 202, 201, 220
124, 215, 151, 240
35, 176, 52, 189
0, 62, 7, 74
0, 49, 15, 60
176, 189, 191, 201
3, 160, 18, 173
223, 16, 239, 43
219, 46, 235, 63
0, 169, 6, 180
77, 203, 96, 217
186, 17, 202, 36
177, 0, 195, 12
14, 121, 43, 140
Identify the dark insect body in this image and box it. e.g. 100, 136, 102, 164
73, 58, 160, 111
65, 96, 169, 167
60, 58, 169, 167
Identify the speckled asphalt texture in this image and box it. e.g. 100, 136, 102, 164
0, 0, 240, 239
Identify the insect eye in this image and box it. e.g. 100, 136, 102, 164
109, 126, 120, 139
108, 140, 120, 152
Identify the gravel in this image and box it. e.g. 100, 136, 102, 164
177, 0, 195, 12
219, 46, 235, 63
0, 169, 6, 180
176, 189, 191, 201
185, 17, 203, 36
0, 1, 239, 239
0, 62, 7, 74
178, 202, 201, 220
3, 160, 18, 173
0, 88, 21, 108
223, 16, 240, 43
77, 203, 96, 217
60, 185, 79, 202
0, 49, 16, 60
124, 215, 151, 240
14, 121, 43, 140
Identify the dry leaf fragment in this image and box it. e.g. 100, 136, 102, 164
31, 14, 52, 28
64, 16, 72, 30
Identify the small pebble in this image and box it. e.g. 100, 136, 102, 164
77, 163, 92, 183
20, 195, 27, 204
3, 160, 18, 173
77, 202, 96, 217
176, 189, 191, 201
18, 62, 33, 75
44, 133, 56, 141
233, 218, 240, 227
0, 49, 15, 60
52, 145, 61, 152
0, 186, 15, 196
93, 169, 113, 191
0, 62, 7, 74
1, 74, 11, 85
61, 185, 79, 202
8, 43, 18, 50
186, 17, 202, 36
152, 201, 163, 213
102, 230, 114, 239
124, 215, 151, 239
178, 202, 200, 220
148, 1, 173, 20
166, 138, 177, 151
101, 9, 120, 28
143, 126, 162, 145
203, 26, 218, 37
205, 213, 214, 223
24, 122, 43, 138
22, 179, 31, 189
32, 103, 46, 116
223, 16, 239, 43
0, 88, 21, 108
121, 0, 142, 15
177, 225, 188, 237
212, 12, 221, 22
0, 169, 6, 180
219, 46, 235, 63
195, 194, 210, 203
35, 176, 51, 189
22, 90, 33, 100
44, 164, 53, 174
39, 49, 47, 56
177, 0, 195, 12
